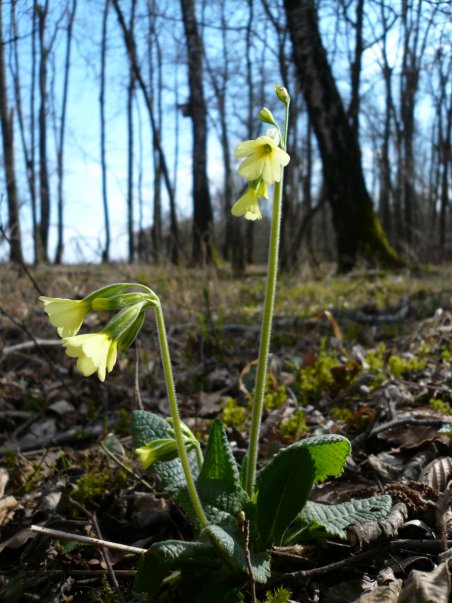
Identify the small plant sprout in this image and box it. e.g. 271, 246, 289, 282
39, 87, 394, 601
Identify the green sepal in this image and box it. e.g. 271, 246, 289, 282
255, 435, 350, 547
117, 311, 145, 350
103, 302, 146, 340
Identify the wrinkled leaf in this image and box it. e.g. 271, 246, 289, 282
201, 522, 271, 584
196, 419, 249, 523
131, 410, 200, 501
134, 538, 218, 596
284, 495, 393, 544
256, 435, 350, 547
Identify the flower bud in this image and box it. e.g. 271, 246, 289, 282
103, 302, 146, 341
275, 84, 290, 105
258, 106, 277, 127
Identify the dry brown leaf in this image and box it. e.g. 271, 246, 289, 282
421, 457, 452, 491
398, 561, 451, 603
358, 568, 402, 602
0, 495, 21, 526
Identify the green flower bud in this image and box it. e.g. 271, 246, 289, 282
103, 302, 146, 341
92, 292, 156, 311
275, 84, 290, 105
117, 311, 145, 350
258, 106, 278, 127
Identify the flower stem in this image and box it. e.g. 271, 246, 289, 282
154, 302, 208, 528
245, 101, 290, 497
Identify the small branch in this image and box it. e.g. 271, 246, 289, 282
99, 441, 154, 492
30, 525, 147, 555
240, 516, 256, 603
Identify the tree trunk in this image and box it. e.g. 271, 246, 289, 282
54, 0, 77, 264
0, 2, 23, 263
180, 0, 213, 264
100, 0, 111, 262
284, 0, 402, 272
37, 2, 50, 263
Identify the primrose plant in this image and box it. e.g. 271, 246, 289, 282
40, 87, 392, 602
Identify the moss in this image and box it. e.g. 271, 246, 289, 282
263, 381, 288, 412
72, 468, 127, 506
330, 406, 353, 424
441, 346, 452, 364
365, 342, 386, 372
298, 351, 338, 404
222, 397, 247, 428
279, 409, 308, 439
264, 586, 293, 603
429, 398, 452, 415
388, 355, 426, 377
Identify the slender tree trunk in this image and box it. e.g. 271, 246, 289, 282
148, 0, 162, 263
439, 79, 452, 253
111, 0, 179, 264
37, 1, 50, 263
54, 0, 77, 264
100, 0, 111, 262
347, 0, 364, 143
284, 0, 402, 272
0, 2, 23, 263
180, 0, 213, 264
245, 0, 255, 266
126, 0, 137, 264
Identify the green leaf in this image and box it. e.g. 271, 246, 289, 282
201, 522, 271, 584
196, 419, 249, 523
131, 410, 199, 500
256, 435, 350, 547
134, 538, 219, 596
284, 495, 393, 544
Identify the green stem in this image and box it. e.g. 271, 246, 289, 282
245, 101, 290, 497
154, 302, 208, 528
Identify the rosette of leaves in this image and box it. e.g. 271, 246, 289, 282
132, 411, 391, 601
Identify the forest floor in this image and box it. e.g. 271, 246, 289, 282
0, 262, 451, 602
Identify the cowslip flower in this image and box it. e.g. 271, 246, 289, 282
231, 180, 268, 220
235, 129, 290, 185
62, 302, 147, 382
39, 297, 88, 338
63, 332, 117, 382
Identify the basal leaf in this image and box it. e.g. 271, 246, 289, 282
256, 435, 350, 547
201, 522, 271, 584
196, 419, 249, 522
284, 495, 393, 544
134, 538, 218, 596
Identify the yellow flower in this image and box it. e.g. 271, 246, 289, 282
232, 180, 268, 221
63, 333, 118, 382
39, 297, 88, 337
235, 132, 290, 185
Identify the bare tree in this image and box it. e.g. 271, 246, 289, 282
0, 0, 23, 262
99, 0, 111, 262
54, 0, 77, 264
284, 0, 403, 272
180, 0, 213, 264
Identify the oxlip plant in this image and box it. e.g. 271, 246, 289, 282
40, 87, 392, 602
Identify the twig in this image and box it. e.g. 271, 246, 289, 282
99, 441, 154, 491
30, 525, 147, 555
92, 512, 125, 603
0, 305, 75, 402
2, 339, 62, 356
240, 515, 256, 603
268, 539, 452, 587
352, 417, 447, 446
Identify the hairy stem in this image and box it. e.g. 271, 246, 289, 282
154, 302, 208, 527
245, 100, 290, 497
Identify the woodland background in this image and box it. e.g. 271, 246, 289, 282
0, 0, 451, 272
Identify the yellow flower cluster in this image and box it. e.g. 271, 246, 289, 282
232, 127, 290, 220
40, 285, 156, 382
